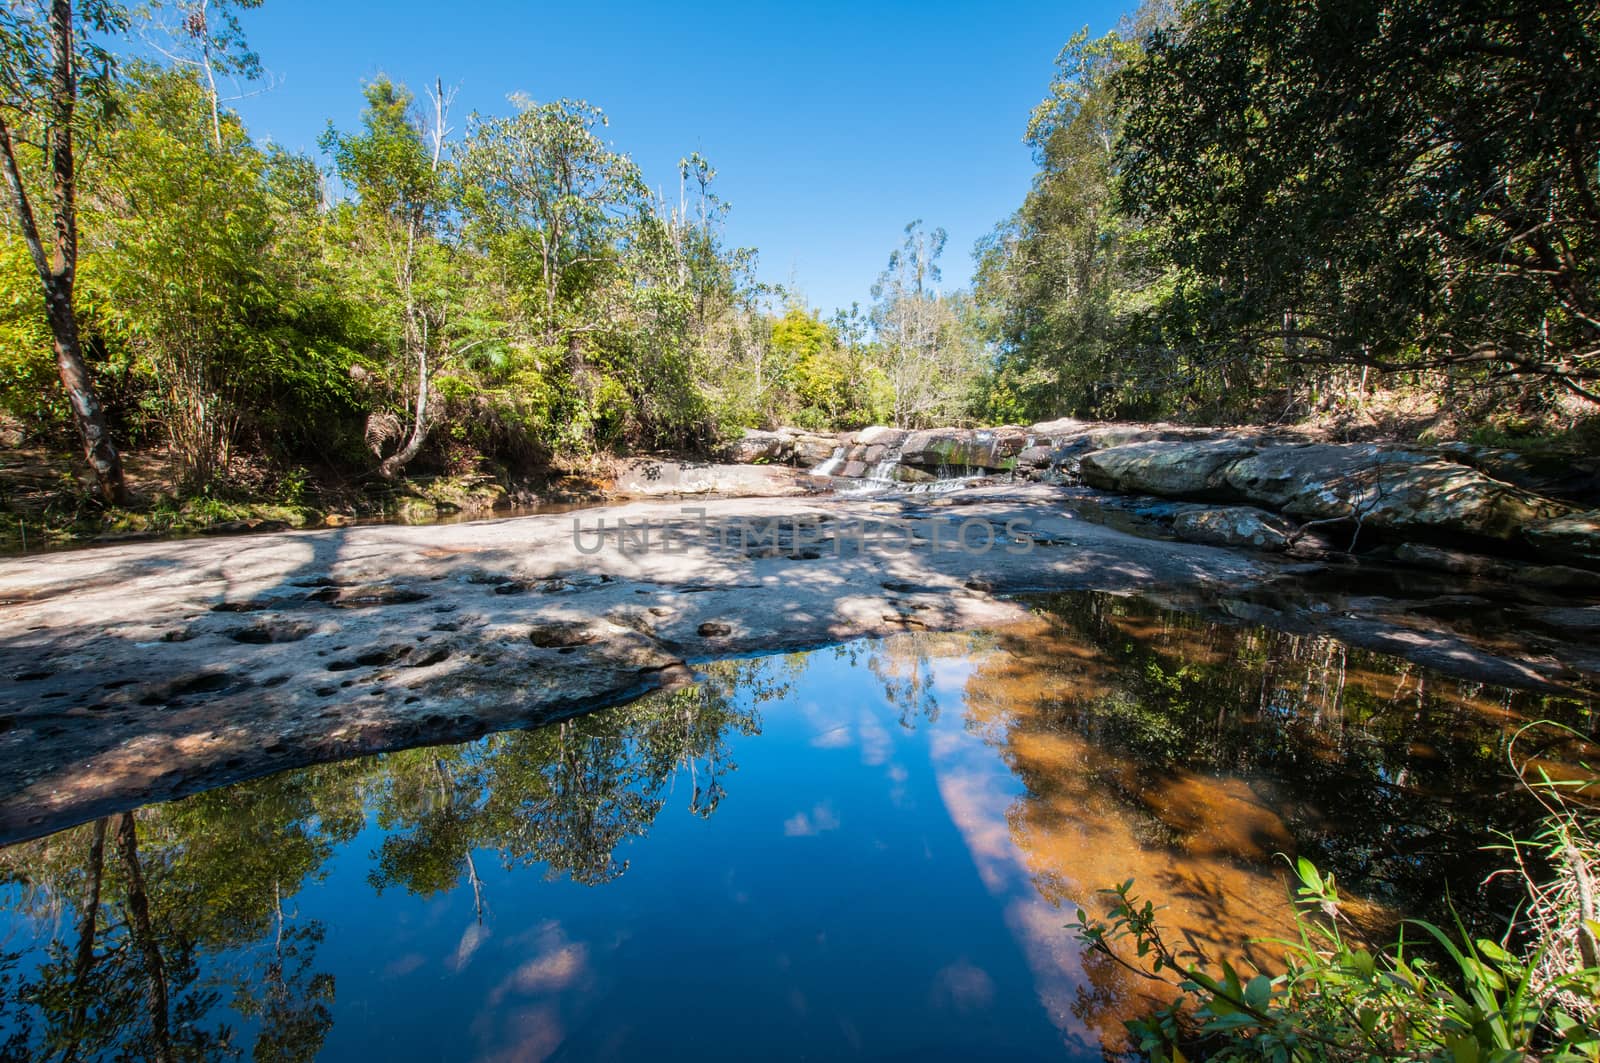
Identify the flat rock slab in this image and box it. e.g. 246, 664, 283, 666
0, 485, 1590, 844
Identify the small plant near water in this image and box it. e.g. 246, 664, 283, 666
1074, 725, 1599, 1062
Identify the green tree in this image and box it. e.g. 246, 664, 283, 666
455, 97, 646, 451
1118, 0, 1600, 407
870, 220, 984, 427
0, 0, 129, 502
323, 75, 458, 479
975, 23, 1174, 421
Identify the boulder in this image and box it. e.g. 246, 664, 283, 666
1081, 439, 1572, 545
1221, 444, 1569, 541
722, 429, 792, 464
1079, 439, 1259, 497
900, 428, 1026, 470
1171, 506, 1299, 552
1524, 509, 1600, 568
791, 435, 844, 466
611, 460, 813, 498
853, 426, 909, 448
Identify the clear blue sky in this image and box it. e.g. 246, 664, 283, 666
229, 0, 1127, 315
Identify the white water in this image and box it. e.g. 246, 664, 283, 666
809, 446, 847, 478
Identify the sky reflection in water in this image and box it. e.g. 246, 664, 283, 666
1, 592, 1593, 1061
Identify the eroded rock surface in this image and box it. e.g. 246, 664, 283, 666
1082, 440, 1575, 547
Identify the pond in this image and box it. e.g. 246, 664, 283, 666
1, 592, 1594, 1061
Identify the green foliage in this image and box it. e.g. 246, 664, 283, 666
1119, 0, 1600, 407
1074, 720, 1600, 1063
975, 22, 1176, 422
92, 66, 366, 489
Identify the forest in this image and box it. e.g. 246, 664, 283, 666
1, 0, 1594, 528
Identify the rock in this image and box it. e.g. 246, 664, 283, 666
1391, 542, 1515, 578
1519, 606, 1600, 633
611, 460, 814, 498
892, 465, 938, 484
1080, 439, 1259, 497
1391, 542, 1600, 591
1221, 445, 1570, 541
419, 476, 509, 516
1029, 417, 1086, 438
791, 434, 845, 466
900, 428, 1026, 470
1524, 510, 1600, 568
1171, 506, 1300, 552
722, 429, 792, 464
323, 513, 356, 528
1434, 442, 1600, 506
853, 426, 909, 448
1083, 439, 1572, 545
840, 461, 869, 478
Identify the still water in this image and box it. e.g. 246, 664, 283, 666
1, 592, 1593, 1060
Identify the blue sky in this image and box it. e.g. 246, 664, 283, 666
229, 0, 1127, 315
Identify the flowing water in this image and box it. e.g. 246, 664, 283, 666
1, 592, 1594, 1061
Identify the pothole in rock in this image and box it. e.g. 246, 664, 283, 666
528, 622, 601, 648
137, 671, 252, 706
228, 620, 316, 644
307, 585, 429, 608
328, 644, 414, 671
697, 621, 733, 637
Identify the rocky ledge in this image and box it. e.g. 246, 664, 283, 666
716, 420, 1600, 571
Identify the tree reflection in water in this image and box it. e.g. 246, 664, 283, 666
0, 594, 1592, 1061
0, 659, 774, 1061
867, 592, 1596, 1051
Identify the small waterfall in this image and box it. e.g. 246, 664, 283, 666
866, 446, 903, 484
810, 446, 847, 477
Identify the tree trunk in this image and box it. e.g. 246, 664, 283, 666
0, 0, 127, 505
116, 812, 174, 1063
61, 816, 108, 1063
377, 341, 427, 479
47, 288, 127, 503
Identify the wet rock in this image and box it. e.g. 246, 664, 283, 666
899, 428, 1026, 470
418, 474, 509, 515
393, 496, 440, 524
1524, 509, 1600, 568
228, 620, 315, 644
790, 433, 846, 466
1519, 605, 1600, 633
840, 460, 869, 478
1171, 507, 1299, 552
697, 621, 733, 637
311, 584, 430, 608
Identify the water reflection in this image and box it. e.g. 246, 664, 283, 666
0, 593, 1592, 1061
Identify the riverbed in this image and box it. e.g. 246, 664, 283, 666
0, 484, 1596, 1059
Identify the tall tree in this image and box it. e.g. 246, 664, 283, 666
1119, 0, 1600, 405
455, 97, 645, 448
324, 75, 455, 479
870, 220, 981, 427
0, 0, 127, 503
